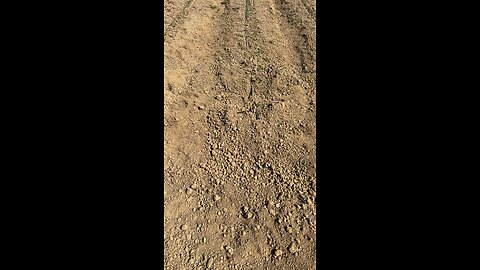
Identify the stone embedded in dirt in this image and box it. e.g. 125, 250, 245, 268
186, 188, 194, 195
274, 249, 283, 258
181, 224, 189, 231
289, 243, 299, 253
214, 194, 220, 201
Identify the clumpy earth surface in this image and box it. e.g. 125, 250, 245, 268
164, 0, 316, 269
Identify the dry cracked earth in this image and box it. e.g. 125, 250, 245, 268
164, 0, 316, 269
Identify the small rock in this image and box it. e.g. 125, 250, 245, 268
181, 224, 189, 231
186, 188, 194, 195
274, 249, 283, 257
214, 195, 221, 201
289, 243, 299, 253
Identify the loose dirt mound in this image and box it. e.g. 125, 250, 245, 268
164, 0, 316, 269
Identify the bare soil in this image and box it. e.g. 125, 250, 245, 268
164, 0, 316, 269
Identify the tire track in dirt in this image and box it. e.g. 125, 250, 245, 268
164, 1, 254, 269
236, 1, 317, 268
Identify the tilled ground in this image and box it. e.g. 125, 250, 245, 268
164, 0, 316, 269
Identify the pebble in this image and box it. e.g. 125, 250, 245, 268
289, 243, 299, 253
274, 249, 283, 257
181, 224, 189, 231
214, 195, 220, 201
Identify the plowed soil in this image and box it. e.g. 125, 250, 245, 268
164, 0, 316, 269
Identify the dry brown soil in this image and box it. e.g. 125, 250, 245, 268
164, 0, 316, 269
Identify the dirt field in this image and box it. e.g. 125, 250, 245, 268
164, 0, 316, 269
